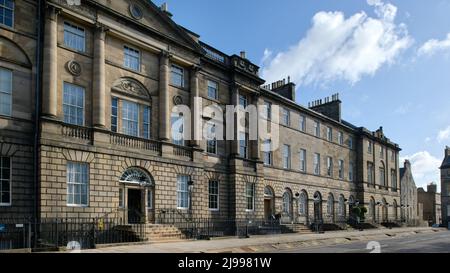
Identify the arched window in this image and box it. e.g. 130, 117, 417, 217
338, 195, 346, 216
299, 191, 308, 215
120, 168, 153, 186
327, 193, 334, 216
369, 197, 376, 221
313, 191, 323, 221
264, 186, 274, 198
282, 189, 292, 215
379, 161, 386, 187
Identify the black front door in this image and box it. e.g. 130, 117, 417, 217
128, 189, 142, 224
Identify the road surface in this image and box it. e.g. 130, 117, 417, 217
277, 230, 450, 253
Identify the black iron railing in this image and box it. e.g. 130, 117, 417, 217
0, 218, 147, 251
156, 210, 281, 239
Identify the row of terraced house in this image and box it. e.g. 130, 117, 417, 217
0, 0, 404, 236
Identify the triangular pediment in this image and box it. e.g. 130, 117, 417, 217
90, 0, 204, 54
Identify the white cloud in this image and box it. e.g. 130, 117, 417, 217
261, 0, 412, 86
437, 126, 450, 143
394, 102, 412, 115
418, 33, 450, 56
400, 151, 441, 190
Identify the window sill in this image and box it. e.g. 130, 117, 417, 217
169, 84, 187, 91
67, 204, 89, 208
209, 209, 220, 212
0, 204, 12, 207
58, 43, 92, 58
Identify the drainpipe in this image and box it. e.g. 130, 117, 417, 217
34, 0, 44, 226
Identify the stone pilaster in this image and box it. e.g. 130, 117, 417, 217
159, 51, 171, 141
42, 5, 60, 118
93, 25, 107, 128
251, 94, 261, 161
231, 85, 240, 157
190, 65, 201, 148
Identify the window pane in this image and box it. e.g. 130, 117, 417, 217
177, 175, 189, 209
0, 1, 13, 27
207, 81, 218, 99
122, 100, 139, 137
124, 46, 140, 71
64, 22, 85, 52
63, 83, 85, 126
67, 162, 89, 206
0, 68, 12, 116
171, 114, 184, 145
171, 65, 184, 87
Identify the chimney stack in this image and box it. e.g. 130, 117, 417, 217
161, 2, 168, 12
160, 3, 173, 18
240, 51, 246, 59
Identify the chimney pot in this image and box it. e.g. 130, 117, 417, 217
161, 3, 168, 12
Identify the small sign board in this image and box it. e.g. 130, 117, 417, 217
16, 224, 24, 228
0, 224, 6, 233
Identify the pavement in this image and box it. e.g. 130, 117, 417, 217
78, 227, 448, 253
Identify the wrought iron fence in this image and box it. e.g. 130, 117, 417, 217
0, 218, 32, 251
156, 210, 282, 239
0, 218, 147, 251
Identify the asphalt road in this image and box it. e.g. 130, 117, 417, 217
278, 230, 450, 253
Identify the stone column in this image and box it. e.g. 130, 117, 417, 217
93, 25, 107, 128
159, 51, 171, 141
42, 6, 59, 118
251, 94, 261, 160
231, 85, 240, 156
190, 65, 201, 148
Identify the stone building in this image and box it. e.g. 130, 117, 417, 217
418, 183, 441, 226
0, 0, 402, 227
400, 160, 419, 225
441, 146, 450, 227
0, 0, 38, 218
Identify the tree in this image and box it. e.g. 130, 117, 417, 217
352, 206, 368, 222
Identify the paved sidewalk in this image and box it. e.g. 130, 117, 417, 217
79, 227, 444, 253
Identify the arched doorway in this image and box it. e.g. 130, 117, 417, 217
299, 191, 309, 224
282, 188, 293, 223
349, 195, 355, 219
264, 186, 275, 220
313, 192, 323, 222
119, 168, 154, 224
393, 199, 398, 221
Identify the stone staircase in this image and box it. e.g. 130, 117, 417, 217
280, 224, 314, 234
143, 224, 186, 243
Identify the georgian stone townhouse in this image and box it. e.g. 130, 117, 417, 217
0, 0, 402, 227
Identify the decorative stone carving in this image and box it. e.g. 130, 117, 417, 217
173, 96, 183, 105
66, 60, 82, 76
112, 78, 151, 100
129, 3, 144, 20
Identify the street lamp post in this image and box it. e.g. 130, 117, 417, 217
188, 180, 194, 220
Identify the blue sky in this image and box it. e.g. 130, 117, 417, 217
153, 0, 450, 190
